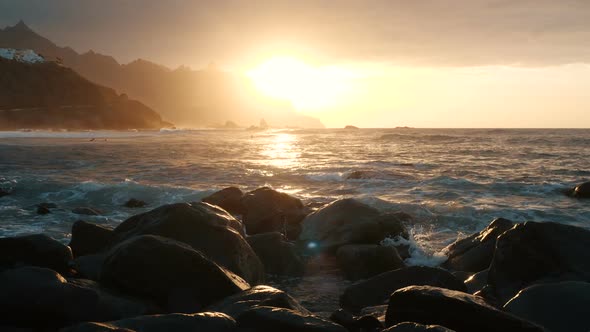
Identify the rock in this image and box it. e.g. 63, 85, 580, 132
383, 322, 455, 331
345, 125, 359, 129
341, 266, 467, 313
247, 232, 305, 276
206, 285, 310, 318
464, 269, 488, 294
237, 306, 347, 332
503, 281, 590, 332
336, 244, 405, 281
39, 202, 58, 209
488, 221, 590, 304
62, 312, 236, 332
300, 199, 409, 252
566, 181, 590, 198
100, 235, 250, 312
0, 188, 10, 197
346, 170, 378, 180
37, 205, 51, 214
202, 187, 246, 216
241, 187, 307, 240
123, 198, 146, 208
442, 218, 513, 273
113, 202, 263, 284
72, 253, 106, 280
69, 220, 115, 257
72, 207, 102, 216
385, 286, 545, 331
330, 309, 383, 332
0, 266, 153, 329
0, 234, 73, 273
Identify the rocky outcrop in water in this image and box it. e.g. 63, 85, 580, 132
565, 181, 590, 198
202, 187, 246, 216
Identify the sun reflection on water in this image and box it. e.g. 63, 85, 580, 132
260, 133, 301, 169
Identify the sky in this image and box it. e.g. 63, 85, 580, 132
1, 0, 590, 128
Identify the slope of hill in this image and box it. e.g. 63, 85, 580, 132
0, 49, 169, 130
0, 21, 324, 128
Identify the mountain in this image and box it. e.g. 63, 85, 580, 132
0, 21, 324, 128
0, 49, 168, 130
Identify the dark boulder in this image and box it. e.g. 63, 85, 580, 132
442, 218, 513, 273
383, 322, 455, 331
487, 221, 590, 304
385, 286, 544, 331
72, 207, 103, 216
39, 202, 58, 209
72, 253, 107, 280
113, 202, 263, 283
37, 206, 51, 215
464, 269, 488, 294
247, 232, 305, 276
123, 198, 146, 208
300, 199, 409, 252
69, 221, 115, 257
206, 285, 310, 318
241, 187, 307, 240
0, 234, 72, 273
237, 306, 347, 332
503, 281, 590, 332
100, 235, 250, 312
336, 244, 405, 281
202, 186, 246, 216
341, 266, 467, 313
565, 181, 590, 198
330, 309, 383, 332
0, 266, 153, 329
62, 312, 236, 332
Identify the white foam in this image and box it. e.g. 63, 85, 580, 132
381, 230, 448, 267
0, 48, 45, 63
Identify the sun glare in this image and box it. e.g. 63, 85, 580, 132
246, 56, 351, 110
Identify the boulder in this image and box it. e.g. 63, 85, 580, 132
336, 244, 405, 281
330, 309, 383, 332
113, 202, 263, 284
206, 285, 310, 318
0, 266, 153, 329
247, 232, 305, 276
0, 234, 72, 273
37, 206, 51, 215
72, 253, 106, 280
487, 221, 590, 303
300, 198, 409, 252
237, 306, 347, 332
341, 266, 467, 313
72, 207, 103, 216
123, 198, 146, 208
464, 269, 488, 294
565, 181, 590, 198
383, 322, 455, 331
241, 187, 306, 240
385, 286, 544, 331
69, 221, 115, 257
62, 312, 236, 332
442, 218, 513, 273
503, 281, 590, 332
100, 235, 250, 312
202, 186, 246, 216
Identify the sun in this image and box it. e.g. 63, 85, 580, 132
246, 56, 351, 110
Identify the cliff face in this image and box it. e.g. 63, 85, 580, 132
0, 54, 168, 130
0, 21, 324, 128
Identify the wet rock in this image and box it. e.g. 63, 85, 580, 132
565, 181, 590, 198
0, 234, 73, 273
330, 309, 383, 332
336, 244, 405, 281
237, 306, 347, 332
241, 187, 307, 240
464, 269, 488, 294
247, 232, 305, 276
123, 198, 146, 208
383, 322, 455, 331
503, 281, 590, 332
63, 312, 236, 332
202, 186, 246, 216
113, 202, 263, 283
488, 221, 590, 304
37, 205, 51, 214
341, 266, 467, 313
300, 199, 409, 252
0, 266, 153, 329
72, 207, 103, 216
206, 285, 310, 318
442, 218, 513, 273
385, 286, 544, 331
346, 170, 379, 180
72, 253, 106, 280
100, 235, 249, 312
39, 202, 58, 209
69, 220, 115, 257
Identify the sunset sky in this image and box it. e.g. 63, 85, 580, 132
2, 0, 590, 128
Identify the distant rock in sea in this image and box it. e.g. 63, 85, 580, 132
344, 125, 359, 129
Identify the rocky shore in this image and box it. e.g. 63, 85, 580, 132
1, 184, 590, 331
